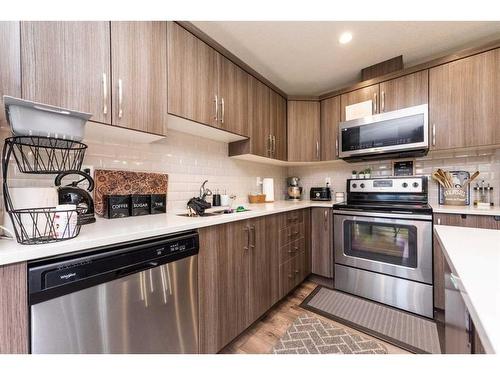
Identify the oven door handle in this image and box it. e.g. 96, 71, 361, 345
332, 210, 432, 221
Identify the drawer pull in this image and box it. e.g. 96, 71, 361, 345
294, 246, 299, 251
295, 270, 300, 274
288, 274, 293, 279
293, 231, 299, 235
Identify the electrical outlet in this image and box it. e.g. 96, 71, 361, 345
82, 165, 95, 177
256, 177, 263, 186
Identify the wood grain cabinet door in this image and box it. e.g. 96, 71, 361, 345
111, 22, 168, 135
340, 84, 379, 121
320, 96, 340, 161
269, 90, 287, 160
287, 100, 321, 162
217, 55, 249, 137
167, 22, 219, 128
248, 216, 276, 323
248, 76, 271, 157
0, 22, 21, 127
429, 49, 500, 150
379, 70, 429, 112
21, 21, 111, 124
311, 208, 333, 278
198, 221, 250, 353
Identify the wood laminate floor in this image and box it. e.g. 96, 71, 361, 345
220, 281, 410, 354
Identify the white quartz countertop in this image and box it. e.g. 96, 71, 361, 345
0, 200, 334, 266
431, 204, 500, 216
434, 225, 500, 354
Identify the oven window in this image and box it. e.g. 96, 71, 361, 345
343, 220, 417, 268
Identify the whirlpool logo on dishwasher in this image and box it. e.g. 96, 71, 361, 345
60, 272, 77, 280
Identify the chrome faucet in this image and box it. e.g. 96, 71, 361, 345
199, 180, 212, 200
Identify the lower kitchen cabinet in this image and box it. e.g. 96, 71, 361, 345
197, 209, 310, 353
434, 213, 500, 310
0, 262, 29, 354
310, 207, 333, 278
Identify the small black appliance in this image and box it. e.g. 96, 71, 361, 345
54, 170, 96, 225
310, 187, 332, 201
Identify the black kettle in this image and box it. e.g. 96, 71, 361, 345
55, 170, 96, 225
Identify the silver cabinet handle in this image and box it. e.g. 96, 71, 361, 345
381, 91, 385, 112
373, 92, 378, 113
316, 140, 320, 160
118, 78, 123, 119
324, 209, 328, 230
266, 134, 272, 157
102, 73, 108, 115
437, 218, 441, 225
220, 97, 225, 124
335, 138, 339, 157
214, 95, 218, 121
432, 123, 436, 146
272, 135, 276, 157
243, 226, 250, 251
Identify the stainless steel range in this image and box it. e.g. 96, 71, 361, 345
333, 176, 433, 318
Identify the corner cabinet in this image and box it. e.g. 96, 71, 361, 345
320, 96, 340, 161
429, 49, 500, 150
21, 21, 112, 124
110, 22, 168, 135
287, 101, 321, 162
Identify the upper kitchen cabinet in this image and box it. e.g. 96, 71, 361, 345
168, 22, 219, 129
269, 90, 287, 160
0, 22, 21, 127
320, 96, 340, 161
168, 22, 250, 137
379, 70, 428, 112
111, 22, 168, 136
247, 76, 271, 157
340, 84, 379, 121
218, 56, 250, 136
430, 49, 500, 150
21, 22, 111, 124
287, 100, 321, 162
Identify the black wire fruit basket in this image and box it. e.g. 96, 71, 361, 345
2, 136, 87, 244
5, 206, 81, 245
4, 136, 87, 174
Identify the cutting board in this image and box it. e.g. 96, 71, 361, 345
94, 169, 168, 216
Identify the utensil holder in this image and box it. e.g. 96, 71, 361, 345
443, 188, 467, 206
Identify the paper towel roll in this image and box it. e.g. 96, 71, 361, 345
262, 178, 274, 202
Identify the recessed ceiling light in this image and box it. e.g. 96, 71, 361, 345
339, 32, 353, 44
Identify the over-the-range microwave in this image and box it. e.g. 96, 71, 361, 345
338, 104, 429, 162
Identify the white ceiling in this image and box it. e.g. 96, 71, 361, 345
192, 21, 500, 96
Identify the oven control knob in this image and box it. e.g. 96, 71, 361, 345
360, 183, 365, 188
402, 182, 408, 188
413, 182, 419, 188
352, 183, 357, 189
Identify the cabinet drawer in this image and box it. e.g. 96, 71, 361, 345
279, 209, 304, 228
279, 250, 306, 298
279, 237, 305, 265
279, 222, 305, 247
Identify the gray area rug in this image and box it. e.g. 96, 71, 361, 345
272, 314, 388, 354
302, 287, 441, 354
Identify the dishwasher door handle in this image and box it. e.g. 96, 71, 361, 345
116, 261, 160, 277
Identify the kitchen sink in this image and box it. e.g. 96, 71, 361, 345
176, 209, 250, 218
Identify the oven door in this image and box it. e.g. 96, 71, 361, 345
334, 212, 432, 284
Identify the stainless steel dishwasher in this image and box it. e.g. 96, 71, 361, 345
28, 231, 199, 354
